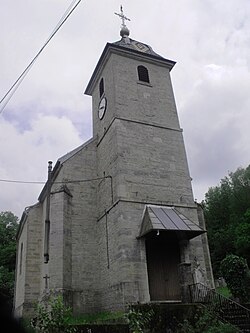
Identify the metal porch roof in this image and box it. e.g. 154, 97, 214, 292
138, 205, 206, 240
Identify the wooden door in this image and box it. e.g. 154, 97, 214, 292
146, 232, 181, 301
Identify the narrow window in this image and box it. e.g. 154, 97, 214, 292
99, 78, 104, 97
19, 243, 23, 275
137, 65, 150, 83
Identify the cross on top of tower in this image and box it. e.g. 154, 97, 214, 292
115, 5, 131, 37
115, 5, 130, 28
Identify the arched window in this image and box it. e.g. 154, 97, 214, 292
137, 65, 150, 83
99, 78, 104, 97
19, 243, 23, 275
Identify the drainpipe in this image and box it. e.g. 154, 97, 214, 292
44, 161, 52, 264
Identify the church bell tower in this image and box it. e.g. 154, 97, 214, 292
84, 7, 214, 308
85, 7, 195, 214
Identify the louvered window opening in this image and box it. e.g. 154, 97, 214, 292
138, 65, 150, 83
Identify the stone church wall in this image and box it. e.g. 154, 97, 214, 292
111, 53, 180, 130
14, 204, 43, 318
95, 201, 150, 311
115, 119, 194, 206
14, 216, 28, 317
46, 139, 99, 314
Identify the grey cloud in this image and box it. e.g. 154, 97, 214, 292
1, 0, 250, 213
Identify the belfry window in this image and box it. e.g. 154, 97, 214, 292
137, 65, 150, 83
99, 78, 104, 97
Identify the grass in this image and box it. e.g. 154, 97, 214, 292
67, 310, 126, 325
216, 286, 232, 298
21, 310, 126, 332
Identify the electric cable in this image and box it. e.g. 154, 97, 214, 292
0, 176, 110, 185
0, 0, 82, 114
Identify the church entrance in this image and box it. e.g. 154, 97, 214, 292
145, 231, 181, 301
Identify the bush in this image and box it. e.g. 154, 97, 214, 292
220, 254, 250, 302
176, 308, 240, 333
31, 295, 76, 333
125, 306, 154, 333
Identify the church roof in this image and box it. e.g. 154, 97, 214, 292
58, 138, 94, 164
85, 37, 175, 96
138, 205, 206, 240
38, 138, 96, 202
112, 6, 165, 60
85, 6, 176, 94
113, 37, 165, 59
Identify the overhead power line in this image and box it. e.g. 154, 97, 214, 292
0, 179, 45, 185
0, 0, 82, 114
0, 176, 111, 185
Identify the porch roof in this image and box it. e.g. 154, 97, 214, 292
138, 205, 206, 240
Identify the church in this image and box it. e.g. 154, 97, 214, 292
14, 8, 214, 318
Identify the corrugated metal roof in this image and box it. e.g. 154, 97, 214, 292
138, 205, 206, 239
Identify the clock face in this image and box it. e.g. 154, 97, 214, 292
98, 97, 107, 120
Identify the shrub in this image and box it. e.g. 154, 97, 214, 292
220, 254, 250, 302
125, 306, 154, 333
176, 308, 240, 333
31, 295, 76, 333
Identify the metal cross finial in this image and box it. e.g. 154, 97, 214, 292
115, 5, 130, 28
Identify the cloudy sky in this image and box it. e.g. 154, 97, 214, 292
1, 0, 250, 219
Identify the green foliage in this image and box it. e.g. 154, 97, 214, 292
31, 295, 76, 333
216, 286, 232, 298
203, 165, 250, 276
220, 254, 250, 302
125, 306, 154, 333
205, 324, 240, 333
0, 211, 19, 303
176, 319, 194, 333
176, 308, 240, 333
0, 211, 18, 268
0, 266, 15, 298
234, 210, 250, 260
67, 310, 125, 325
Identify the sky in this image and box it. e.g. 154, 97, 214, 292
1, 0, 250, 219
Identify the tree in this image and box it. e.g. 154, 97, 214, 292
220, 254, 250, 302
233, 209, 250, 264
0, 211, 19, 304
203, 165, 250, 276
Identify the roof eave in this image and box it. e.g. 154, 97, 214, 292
84, 42, 176, 96
16, 210, 28, 241
16, 203, 40, 240
137, 205, 206, 240
138, 228, 206, 240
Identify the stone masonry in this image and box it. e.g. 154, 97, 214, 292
14, 33, 214, 318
